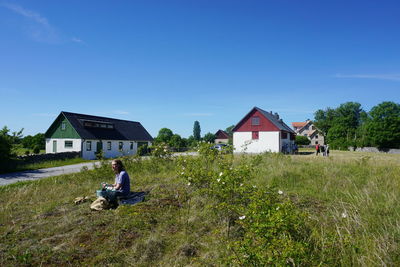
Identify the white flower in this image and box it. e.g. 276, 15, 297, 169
278, 190, 283, 195
229, 167, 233, 170
252, 185, 257, 188
240, 183, 243, 187
219, 172, 223, 177
239, 215, 246, 220
341, 212, 348, 218
187, 182, 191, 186
164, 149, 167, 152
222, 182, 225, 185
217, 178, 221, 183
276, 207, 280, 210
182, 167, 185, 170
181, 172, 184, 175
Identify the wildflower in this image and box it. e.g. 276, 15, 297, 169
239, 215, 246, 220
252, 185, 257, 188
341, 212, 348, 218
187, 182, 191, 186
164, 149, 167, 152
182, 167, 185, 170
222, 182, 225, 185
278, 190, 283, 195
276, 207, 280, 210
240, 183, 243, 187
219, 172, 223, 177
217, 178, 221, 182
229, 167, 233, 170
181, 172, 185, 175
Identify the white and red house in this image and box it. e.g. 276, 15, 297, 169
232, 107, 296, 153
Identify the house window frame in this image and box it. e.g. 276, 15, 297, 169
130, 142, 134, 150
251, 116, 260, 126
61, 122, 66, 131
119, 142, 123, 150
64, 140, 73, 148
107, 141, 112, 150
86, 141, 92, 151
252, 131, 259, 140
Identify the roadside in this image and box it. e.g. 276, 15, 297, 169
0, 161, 101, 186
0, 152, 198, 187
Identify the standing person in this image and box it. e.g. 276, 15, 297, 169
326, 144, 330, 157
315, 144, 320, 156
101, 159, 131, 204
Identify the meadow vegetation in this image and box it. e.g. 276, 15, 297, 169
0, 145, 399, 266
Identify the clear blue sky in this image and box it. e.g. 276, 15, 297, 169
1, 0, 399, 137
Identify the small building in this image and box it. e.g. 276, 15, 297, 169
232, 107, 295, 153
45, 111, 153, 160
292, 120, 324, 145
215, 130, 230, 144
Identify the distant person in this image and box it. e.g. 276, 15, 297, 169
320, 144, 325, 156
315, 144, 320, 156
101, 159, 131, 204
326, 144, 330, 157
293, 143, 298, 154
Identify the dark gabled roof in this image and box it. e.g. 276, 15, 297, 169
215, 130, 230, 139
49, 111, 153, 141
233, 107, 295, 134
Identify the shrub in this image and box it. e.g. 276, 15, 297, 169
33, 146, 40, 154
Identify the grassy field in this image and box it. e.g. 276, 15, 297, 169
0, 148, 399, 266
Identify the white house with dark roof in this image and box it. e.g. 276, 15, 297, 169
233, 107, 296, 153
292, 120, 325, 145
45, 111, 153, 160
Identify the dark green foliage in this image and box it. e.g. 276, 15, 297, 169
193, 121, 201, 141
33, 146, 41, 154
202, 132, 216, 143
22, 133, 45, 150
295, 135, 311, 145
365, 101, 400, 149
137, 143, 149, 156
225, 125, 235, 137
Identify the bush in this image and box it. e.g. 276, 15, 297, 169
138, 143, 149, 156
33, 146, 40, 154
295, 135, 311, 145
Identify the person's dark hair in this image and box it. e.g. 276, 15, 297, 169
112, 159, 125, 173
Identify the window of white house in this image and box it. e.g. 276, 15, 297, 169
251, 116, 260, 125
65, 141, 73, 148
315, 135, 318, 138
130, 142, 134, 150
87, 141, 92, 151
107, 141, 111, 150
61, 122, 66, 130
119, 142, 123, 150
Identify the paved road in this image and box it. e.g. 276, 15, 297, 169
0, 152, 198, 187
0, 162, 101, 186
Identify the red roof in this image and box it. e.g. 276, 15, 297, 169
292, 122, 308, 128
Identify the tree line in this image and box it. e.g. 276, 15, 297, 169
313, 101, 400, 150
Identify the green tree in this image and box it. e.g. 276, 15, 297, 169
225, 125, 235, 137
365, 101, 400, 149
155, 128, 174, 144
295, 135, 311, 145
169, 134, 186, 149
193, 121, 201, 141
203, 132, 216, 143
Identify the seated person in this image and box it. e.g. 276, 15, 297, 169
101, 159, 130, 203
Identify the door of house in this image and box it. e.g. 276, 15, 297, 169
96, 141, 103, 152
53, 140, 57, 153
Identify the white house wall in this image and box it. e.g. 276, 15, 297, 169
47, 138, 152, 160
233, 132, 280, 153
45, 138, 82, 154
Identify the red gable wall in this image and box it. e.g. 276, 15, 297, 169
234, 110, 280, 132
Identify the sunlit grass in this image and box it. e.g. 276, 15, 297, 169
1, 151, 399, 266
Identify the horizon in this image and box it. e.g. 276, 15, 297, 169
1, 0, 399, 138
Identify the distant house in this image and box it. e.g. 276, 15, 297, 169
292, 120, 324, 145
215, 130, 230, 144
45, 111, 153, 160
232, 107, 295, 153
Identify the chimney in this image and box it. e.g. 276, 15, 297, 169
274, 112, 279, 119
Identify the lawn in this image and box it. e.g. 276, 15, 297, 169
0, 146, 399, 266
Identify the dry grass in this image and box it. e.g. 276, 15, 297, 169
1, 151, 399, 266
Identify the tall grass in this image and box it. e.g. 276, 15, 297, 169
0, 150, 399, 266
